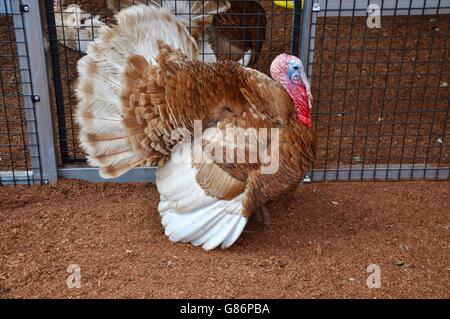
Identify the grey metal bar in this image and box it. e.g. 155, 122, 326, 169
0, 0, 12, 14
0, 170, 34, 185
311, 164, 450, 181
57, 164, 449, 184
58, 166, 156, 183
291, 0, 302, 57
12, 2, 40, 184
300, 0, 313, 71
301, 0, 318, 79
13, 0, 58, 184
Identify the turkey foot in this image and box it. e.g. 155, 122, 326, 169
253, 205, 271, 225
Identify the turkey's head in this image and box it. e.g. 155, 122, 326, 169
270, 54, 313, 128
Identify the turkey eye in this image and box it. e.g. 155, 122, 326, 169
293, 66, 299, 70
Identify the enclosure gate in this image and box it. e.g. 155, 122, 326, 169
0, 0, 57, 185
0, 0, 449, 185
300, 0, 450, 181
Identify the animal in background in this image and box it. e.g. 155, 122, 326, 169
108, 0, 267, 65
53, 0, 104, 53
53, 0, 266, 66
53, 0, 229, 58
76, 5, 316, 250
207, 0, 267, 66
107, 0, 231, 63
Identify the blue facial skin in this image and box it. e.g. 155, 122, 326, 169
288, 61, 302, 83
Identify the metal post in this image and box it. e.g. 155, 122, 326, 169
300, 0, 318, 79
291, 0, 302, 57
12, 0, 58, 184
44, 0, 70, 164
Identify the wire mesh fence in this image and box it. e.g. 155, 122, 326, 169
302, 0, 449, 180
0, 1, 41, 185
0, 0, 449, 184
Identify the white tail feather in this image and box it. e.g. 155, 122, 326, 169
157, 142, 247, 251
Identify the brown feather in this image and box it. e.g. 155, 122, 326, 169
194, 162, 245, 200
129, 44, 316, 213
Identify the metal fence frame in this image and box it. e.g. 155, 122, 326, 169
301, 0, 450, 181
0, 0, 57, 185
1, 0, 449, 184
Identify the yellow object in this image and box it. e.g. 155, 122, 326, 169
274, 1, 304, 10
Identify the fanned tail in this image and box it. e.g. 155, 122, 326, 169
76, 5, 198, 178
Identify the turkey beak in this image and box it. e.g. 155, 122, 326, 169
288, 62, 302, 83
290, 71, 301, 82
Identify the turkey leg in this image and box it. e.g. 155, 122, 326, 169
253, 205, 271, 225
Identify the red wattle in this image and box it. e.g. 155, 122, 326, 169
288, 82, 312, 128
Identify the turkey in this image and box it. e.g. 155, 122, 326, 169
76, 5, 316, 250
53, 1, 104, 53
